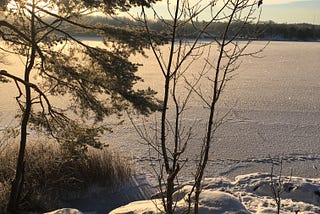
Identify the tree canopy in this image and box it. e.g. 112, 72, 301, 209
0, 0, 164, 212
0, 0, 165, 146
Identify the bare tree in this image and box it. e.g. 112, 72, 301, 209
132, 0, 265, 213
269, 158, 293, 214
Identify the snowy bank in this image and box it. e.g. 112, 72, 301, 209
45, 173, 320, 213
110, 173, 320, 214
110, 188, 249, 214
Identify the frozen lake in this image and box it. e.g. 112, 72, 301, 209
1, 41, 320, 184
107, 41, 320, 182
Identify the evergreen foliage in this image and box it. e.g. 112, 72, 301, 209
0, 0, 164, 152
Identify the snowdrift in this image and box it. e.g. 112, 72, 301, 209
110, 173, 320, 214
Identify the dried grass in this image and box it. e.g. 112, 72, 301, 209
0, 141, 133, 212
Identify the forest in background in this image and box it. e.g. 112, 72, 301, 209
64, 16, 320, 41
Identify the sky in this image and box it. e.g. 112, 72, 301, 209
4, 0, 319, 25
261, 0, 320, 24
139, 0, 320, 25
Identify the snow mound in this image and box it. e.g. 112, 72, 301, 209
233, 173, 320, 205
110, 173, 320, 214
110, 186, 249, 214
193, 190, 249, 214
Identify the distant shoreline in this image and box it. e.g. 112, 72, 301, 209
74, 36, 320, 43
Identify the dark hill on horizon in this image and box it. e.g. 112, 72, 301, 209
59, 16, 320, 41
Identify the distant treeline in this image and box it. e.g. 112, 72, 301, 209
65, 16, 320, 41
253, 21, 320, 41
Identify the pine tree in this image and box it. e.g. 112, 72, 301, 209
0, 0, 163, 212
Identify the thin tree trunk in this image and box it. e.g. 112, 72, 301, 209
161, 1, 180, 213
6, 91, 31, 213
7, 2, 36, 212
166, 177, 175, 214
193, 1, 238, 213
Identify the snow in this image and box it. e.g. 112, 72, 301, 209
47, 173, 320, 214
109, 173, 320, 214
110, 188, 249, 214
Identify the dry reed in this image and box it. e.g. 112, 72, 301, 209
0, 141, 133, 212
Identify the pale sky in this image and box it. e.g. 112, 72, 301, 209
262, 0, 320, 24
141, 0, 320, 24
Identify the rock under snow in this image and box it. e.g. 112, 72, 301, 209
45, 208, 83, 214
110, 186, 249, 214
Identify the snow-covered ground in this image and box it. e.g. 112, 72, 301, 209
111, 172, 320, 213
46, 173, 320, 213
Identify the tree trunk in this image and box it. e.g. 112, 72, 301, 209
166, 178, 175, 214
7, 2, 36, 212
7, 80, 32, 213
